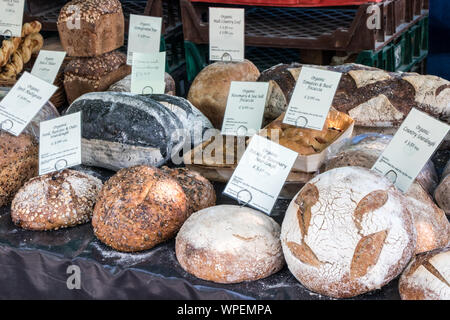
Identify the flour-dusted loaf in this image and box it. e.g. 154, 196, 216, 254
281, 167, 416, 298
0, 132, 38, 207
176, 205, 284, 284
435, 160, 450, 215
107, 73, 176, 95
399, 247, 450, 300
187, 60, 260, 128
57, 0, 124, 57
260, 63, 450, 132
92, 165, 188, 252
160, 167, 216, 215
64, 51, 131, 103
65, 92, 185, 171
11, 169, 102, 231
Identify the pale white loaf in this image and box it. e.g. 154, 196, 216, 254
175, 205, 284, 284
281, 167, 416, 298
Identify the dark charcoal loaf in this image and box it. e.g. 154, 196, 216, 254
65, 92, 185, 171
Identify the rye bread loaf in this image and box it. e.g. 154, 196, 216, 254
176, 205, 284, 284
160, 166, 216, 215
11, 169, 102, 230
64, 51, 131, 104
0, 132, 38, 207
281, 167, 416, 298
435, 160, 450, 215
107, 73, 176, 95
187, 60, 260, 128
92, 165, 189, 252
399, 247, 450, 300
57, 0, 124, 57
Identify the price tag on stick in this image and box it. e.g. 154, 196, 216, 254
209, 7, 245, 62
127, 14, 162, 65
283, 67, 342, 130
39, 112, 82, 175
0, 72, 57, 136
372, 108, 449, 193
131, 51, 166, 94
0, 0, 25, 37
221, 81, 269, 136
31, 50, 66, 84
223, 135, 298, 214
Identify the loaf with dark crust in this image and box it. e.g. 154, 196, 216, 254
0, 132, 38, 207
161, 167, 216, 215
11, 169, 103, 230
92, 165, 189, 252
57, 0, 124, 57
64, 51, 131, 103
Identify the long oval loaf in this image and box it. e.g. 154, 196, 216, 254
65, 92, 185, 171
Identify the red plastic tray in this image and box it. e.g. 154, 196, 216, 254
189, 0, 382, 7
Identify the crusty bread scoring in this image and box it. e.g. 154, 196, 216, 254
92, 165, 188, 252
11, 169, 102, 230
176, 205, 284, 284
281, 167, 416, 298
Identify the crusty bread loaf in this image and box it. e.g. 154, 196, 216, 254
399, 247, 450, 300
187, 60, 260, 128
0, 132, 38, 207
57, 0, 124, 57
281, 167, 416, 298
435, 160, 450, 215
11, 169, 102, 230
107, 73, 176, 95
92, 165, 188, 252
404, 182, 450, 254
176, 205, 284, 284
160, 167, 216, 215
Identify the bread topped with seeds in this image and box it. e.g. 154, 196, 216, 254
11, 169, 103, 231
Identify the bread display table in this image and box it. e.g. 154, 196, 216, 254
0, 166, 404, 300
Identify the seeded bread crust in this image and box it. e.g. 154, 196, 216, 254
11, 169, 103, 231
57, 0, 124, 57
92, 165, 189, 252
0, 132, 38, 207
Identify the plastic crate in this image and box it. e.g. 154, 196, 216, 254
180, 0, 429, 52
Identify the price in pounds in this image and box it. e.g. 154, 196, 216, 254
304, 95, 320, 102
251, 164, 270, 176
404, 140, 419, 151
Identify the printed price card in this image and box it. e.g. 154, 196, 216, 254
283, 67, 342, 130
127, 14, 162, 65
209, 7, 244, 62
31, 50, 66, 84
221, 81, 269, 136
39, 112, 82, 175
0, 0, 25, 37
223, 135, 298, 214
372, 108, 449, 193
0, 72, 57, 136
131, 51, 166, 94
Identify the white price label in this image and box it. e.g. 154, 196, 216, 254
0, 0, 25, 37
131, 51, 166, 94
127, 14, 162, 65
31, 50, 66, 84
372, 108, 449, 192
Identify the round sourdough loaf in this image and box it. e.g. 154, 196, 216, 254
160, 167, 216, 215
435, 160, 450, 215
187, 60, 260, 128
92, 165, 188, 252
11, 169, 102, 231
176, 205, 284, 284
281, 167, 416, 298
399, 247, 450, 300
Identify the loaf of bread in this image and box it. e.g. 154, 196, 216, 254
11, 169, 102, 230
64, 51, 131, 103
161, 166, 216, 215
107, 73, 176, 95
176, 205, 284, 284
281, 167, 416, 298
0, 132, 38, 207
187, 60, 260, 128
92, 165, 188, 252
399, 247, 450, 300
435, 160, 450, 215
57, 0, 124, 57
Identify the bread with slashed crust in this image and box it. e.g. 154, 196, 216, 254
92, 165, 188, 252
11, 169, 102, 230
